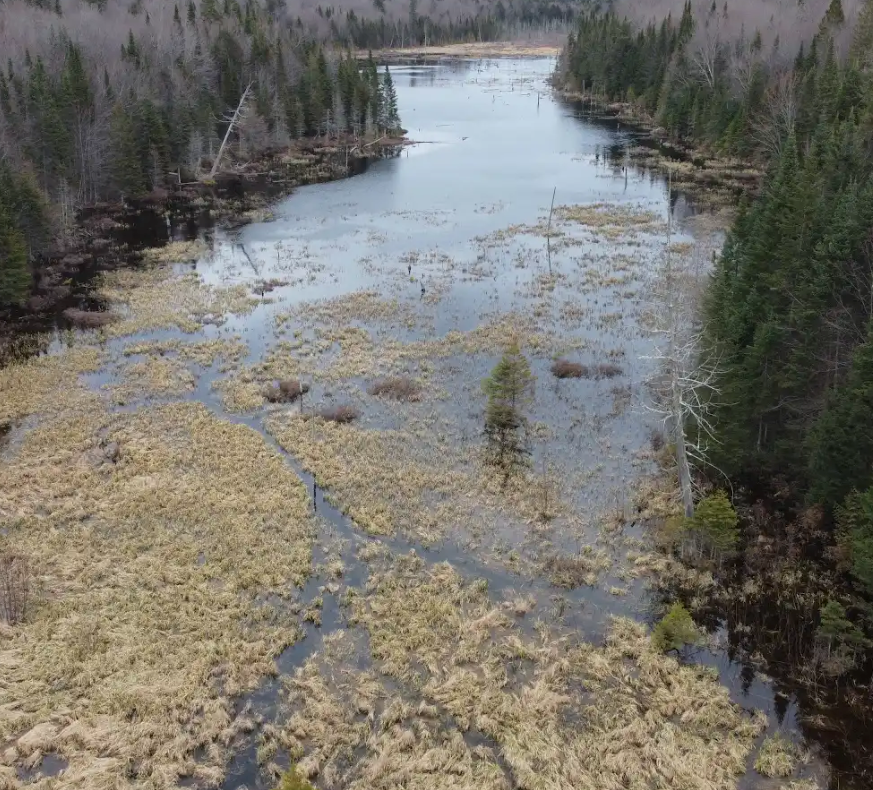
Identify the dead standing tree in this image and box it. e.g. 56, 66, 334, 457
643, 182, 721, 518
210, 82, 253, 179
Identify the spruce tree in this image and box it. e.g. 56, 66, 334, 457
482, 341, 535, 484
0, 203, 30, 305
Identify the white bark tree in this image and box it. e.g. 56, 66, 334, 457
643, 201, 722, 518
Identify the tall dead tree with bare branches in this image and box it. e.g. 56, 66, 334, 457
643, 191, 722, 517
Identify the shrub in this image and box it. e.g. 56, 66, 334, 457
651, 602, 701, 652
318, 404, 360, 423
264, 379, 309, 404
368, 376, 422, 401
0, 552, 31, 625
550, 359, 587, 379
62, 307, 118, 329
593, 362, 623, 379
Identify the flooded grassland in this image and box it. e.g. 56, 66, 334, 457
0, 58, 823, 790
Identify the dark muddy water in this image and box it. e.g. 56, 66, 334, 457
9, 57, 855, 789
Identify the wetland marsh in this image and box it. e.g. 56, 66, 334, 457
0, 57, 829, 790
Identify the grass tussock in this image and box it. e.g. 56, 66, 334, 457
317, 404, 361, 424
122, 337, 248, 368
368, 376, 422, 402
280, 560, 767, 790
544, 549, 612, 588
110, 355, 196, 404
754, 733, 798, 778
0, 399, 314, 788
550, 359, 587, 379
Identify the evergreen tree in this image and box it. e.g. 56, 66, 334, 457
0, 203, 30, 305
382, 65, 399, 132
110, 102, 143, 196
482, 341, 535, 484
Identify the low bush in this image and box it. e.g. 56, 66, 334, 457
63, 308, 118, 329
318, 404, 360, 424
550, 359, 587, 379
368, 376, 422, 401
594, 362, 623, 379
651, 602, 702, 653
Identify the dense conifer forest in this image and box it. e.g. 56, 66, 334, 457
560, 0, 873, 675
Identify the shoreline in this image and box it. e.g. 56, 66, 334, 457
366, 41, 562, 61
557, 88, 764, 207
1, 135, 408, 340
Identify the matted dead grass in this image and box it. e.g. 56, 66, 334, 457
0, 400, 314, 789
109, 355, 197, 404
0, 346, 103, 423
276, 558, 766, 790
266, 412, 587, 549
122, 338, 248, 368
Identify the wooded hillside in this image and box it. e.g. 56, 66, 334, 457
560, 0, 873, 660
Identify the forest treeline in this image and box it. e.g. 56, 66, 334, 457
0, 0, 581, 306
560, 1, 873, 662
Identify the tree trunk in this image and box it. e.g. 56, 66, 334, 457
210, 83, 252, 179
673, 375, 695, 518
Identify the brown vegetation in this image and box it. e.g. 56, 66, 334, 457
278, 559, 767, 789
62, 307, 118, 329
594, 362, 623, 379
368, 376, 422, 401
318, 404, 361, 423
550, 358, 587, 378
264, 379, 310, 404
544, 550, 612, 588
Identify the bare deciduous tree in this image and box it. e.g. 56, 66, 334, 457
210, 83, 254, 178
752, 71, 798, 159
643, 202, 722, 517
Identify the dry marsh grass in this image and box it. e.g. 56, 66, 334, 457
277, 559, 767, 790
110, 355, 197, 403
755, 733, 799, 778
266, 413, 581, 549
98, 266, 259, 337
0, 400, 314, 788
0, 346, 103, 423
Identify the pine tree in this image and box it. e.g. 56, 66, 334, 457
838, 488, 873, 597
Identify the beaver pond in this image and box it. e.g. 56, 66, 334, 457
1, 56, 864, 790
